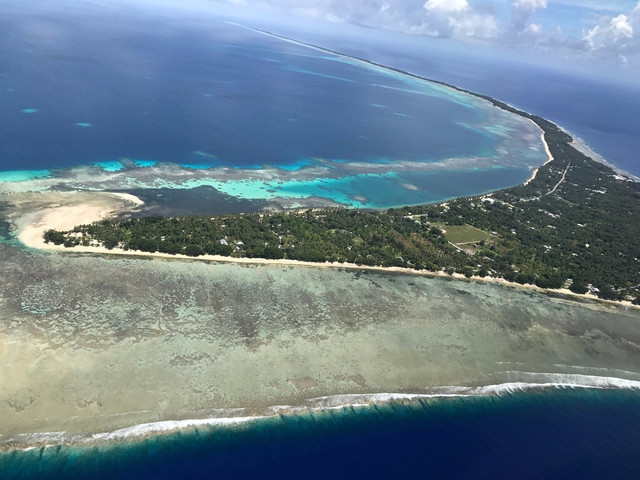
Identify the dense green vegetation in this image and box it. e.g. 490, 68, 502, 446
44, 93, 640, 304
45, 208, 462, 269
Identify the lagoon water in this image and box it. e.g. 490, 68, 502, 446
289, 19, 640, 180
0, 1, 546, 208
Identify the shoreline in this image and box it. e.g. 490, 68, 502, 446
39, 245, 640, 311
523, 129, 554, 186
4, 375, 640, 450
12, 191, 144, 252
13, 192, 638, 311
3, 32, 639, 198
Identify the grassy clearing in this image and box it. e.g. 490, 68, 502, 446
433, 223, 493, 245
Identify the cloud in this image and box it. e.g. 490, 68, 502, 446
508, 0, 547, 37
423, 0, 468, 14
582, 2, 639, 63
413, 0, 499, 39
584, 13, 635, 50
211, 0, 640, 70
448, 11, 500, 39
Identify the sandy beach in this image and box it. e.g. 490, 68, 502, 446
14, 191, 143, 250
523, 128, 554, 186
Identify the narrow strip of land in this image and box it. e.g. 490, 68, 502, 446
14, 190, 638, 310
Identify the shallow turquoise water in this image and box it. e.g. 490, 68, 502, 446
95, 161, 125, 172
0, 170, 51, 183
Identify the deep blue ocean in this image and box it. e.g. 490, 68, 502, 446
0, 4, 495, 172
3, 390, 640, 479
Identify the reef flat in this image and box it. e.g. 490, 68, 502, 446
1, 239, 640, 447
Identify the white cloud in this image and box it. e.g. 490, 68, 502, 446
423, 0, 468, 13
583, 2, 639, 57
585, 14, 633, 49
514, 0, 546, 7
210, 0, 640, 70
509, 0, 547, 35
450, 12, 500, 39
527, 23, 542, 35
415, 0, 499, 39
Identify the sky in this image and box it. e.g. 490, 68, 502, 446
204, 0, 640, 79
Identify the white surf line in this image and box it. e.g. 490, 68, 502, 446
307, 374, 640, 408
566, 129, 640, 183
91, 416, 262, 442
2, 417, 264, 450
476, 372, 640, 393
7, 373, 640, 449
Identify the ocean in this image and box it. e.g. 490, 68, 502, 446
3, 390, 640, 479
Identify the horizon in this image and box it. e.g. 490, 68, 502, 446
127, 0, 640, 84
6, 0, 640, 85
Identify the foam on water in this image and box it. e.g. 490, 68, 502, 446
4, 388, 640, 480
476, 372, 640, 393
91, 416, 262, 442
4, 374, 640, 449
306, 374, 640, 409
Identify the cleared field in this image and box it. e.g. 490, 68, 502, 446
433, 223, 493, 245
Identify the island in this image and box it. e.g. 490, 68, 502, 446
44, 112, 640, 305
